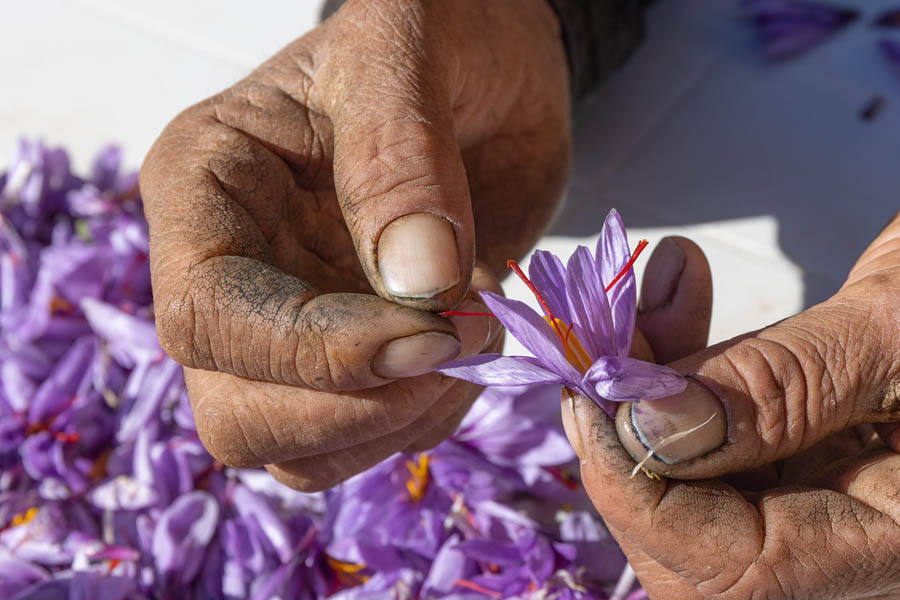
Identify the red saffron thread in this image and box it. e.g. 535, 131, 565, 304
453, 579, 503, 598
605, 239, 648, 293
106, 559, 121, 576
51, 431, 81, 443
506, 259, 567, 341
439, 311, 494, 317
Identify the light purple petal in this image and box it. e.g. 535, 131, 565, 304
436, 354, 564, 386
0, 557, 49, 599
152, 491, 219, 586
455, 539, 522, 566
527, 250, 571, 324
479, 292, 581, 384
598, 209, 637, 355
81, 299, 161, 366
740, 0, 858, 61
597, 209, 629, 285
583, 356, 687, 402
421, 534, 471, 597
564, 246, 615, 359
231, 485, 295, 563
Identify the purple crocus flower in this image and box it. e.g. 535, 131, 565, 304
438, 210, 686, 417
740, 0, 858, 60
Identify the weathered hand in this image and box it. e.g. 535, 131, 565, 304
139, 0, 571, 490
565, 233, 900, 599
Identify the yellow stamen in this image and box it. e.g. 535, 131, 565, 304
326, 556, 370, 583
544, 317, 592, 373
11, 507, 38, 527
405, 453, 430, 502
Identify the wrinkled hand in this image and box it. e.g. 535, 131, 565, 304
139, 0, 571, 490
565, 232, 900, 599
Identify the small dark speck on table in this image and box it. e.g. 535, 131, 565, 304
860, 95, 886, 122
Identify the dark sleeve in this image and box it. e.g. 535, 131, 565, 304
545, 0, 651, 100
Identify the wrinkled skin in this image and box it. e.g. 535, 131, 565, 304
565, 231, 900, 599
139, 0, 570, 491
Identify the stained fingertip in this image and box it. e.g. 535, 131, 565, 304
570, 392, 665, 511
638, 236, 712, 364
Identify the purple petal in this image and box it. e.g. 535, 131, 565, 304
0, 557, 49, 599
740, 0, 858, 60
564, 246, 616, 359
70, 571, 135, 600
597, 209, 630, 285
81, 299, 161, 366
152, 491, 219, 587
527, 250, 571, 324
583, 356, 687, 402
421, 534, 472, 596
479, 292, 581, 384
90, 145, 122, 191
455, 539, 522, 566
436, 354, 564, 386
231, 485, 295, 563
598, 209, 637, 355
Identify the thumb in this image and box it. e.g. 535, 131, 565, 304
615, 287, 900, 478
322, 2, 473, 311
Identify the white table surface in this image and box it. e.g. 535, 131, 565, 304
3, 0, 897, 356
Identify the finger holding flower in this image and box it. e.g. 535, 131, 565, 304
437, 210, 692, 418
440, 209, 900, 598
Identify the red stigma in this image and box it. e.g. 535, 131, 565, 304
439, 310, 494, 317
506, 259, 567, 341
453, 579, 503, 598
605, 239, 649, 293
106, 559, 121, 576
52, 431, 81, 444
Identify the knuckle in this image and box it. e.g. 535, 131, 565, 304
155, 290, 202, 369
719, 333, 838, 462
337, 119, 453, 212
294, 297, 369, 391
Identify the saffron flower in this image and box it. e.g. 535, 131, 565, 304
740, 0, 858, 61
438, 210, 686, 417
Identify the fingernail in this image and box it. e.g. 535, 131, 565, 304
378, 213, 460, 299
621, 379, 727, 465
372, 332, 461, 379
639, 238, 685, 312
561, 388, 584, 460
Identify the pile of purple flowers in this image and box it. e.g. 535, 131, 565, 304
0, 140, 640, 599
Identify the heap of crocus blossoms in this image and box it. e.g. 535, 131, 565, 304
0, 139, 646, 599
